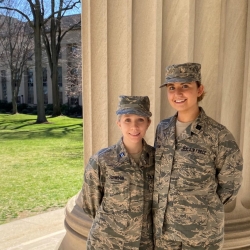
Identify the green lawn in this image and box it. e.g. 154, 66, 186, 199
0, 114, 84, 225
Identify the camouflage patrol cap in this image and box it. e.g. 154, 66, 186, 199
160, 62, 201, 88
116, 95, 152, 117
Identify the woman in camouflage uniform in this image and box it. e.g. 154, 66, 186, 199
82, 95, 155, 250
153, 63, 243, 250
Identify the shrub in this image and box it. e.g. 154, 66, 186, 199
45, 104, 53, 112
45, 110, 53, 116
61, 104, 69, 115
26, 105, 36, 114
69, 105, 82, 116
0, 101, 12, 113
18, 103, 29, 113
22, 109, 28, 114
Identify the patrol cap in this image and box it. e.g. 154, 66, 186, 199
160, 62, 201, 88
116, 95, 152, 117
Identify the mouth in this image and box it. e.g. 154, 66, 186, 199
129, 133, 140, 137
174, 99, 186, 103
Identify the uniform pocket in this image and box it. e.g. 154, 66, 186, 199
176, 163, 215, 190
170, 194, 208, 230
103, 172, 130, 212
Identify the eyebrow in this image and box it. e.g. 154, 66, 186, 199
167, 82, 192, 87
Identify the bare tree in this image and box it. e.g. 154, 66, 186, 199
65, 42, 82, 106
0, 0, 80, 121
0, 12, 34, 114
42, 0, 81, 117
0, 0, 48, 123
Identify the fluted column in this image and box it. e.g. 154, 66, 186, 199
58, 1, 250, 249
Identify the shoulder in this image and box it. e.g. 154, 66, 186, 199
91, 144, 117, 163
144, 141, 155, 154
85, 144, 118, 171
201, 113, 238, 144
156, 116, 174, 132
202, 113, 229, 134
202, 113, 225, 130
158, 117, 172, 127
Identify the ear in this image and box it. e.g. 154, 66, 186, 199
198, 84, 204, 97
116, 120, 121, 129
147, 119, 151, 128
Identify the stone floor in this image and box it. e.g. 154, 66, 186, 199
0, 209, 66, 250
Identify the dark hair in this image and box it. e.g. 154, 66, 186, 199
196, 81, 205, 102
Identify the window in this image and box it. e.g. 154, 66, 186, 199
1, 70, 7, 102
58, 66, 62, 87
70, 97, 79, 106
27, 50, 33, 61
59, 91, 63, 105
43, 68, 48, 104
67, 43, 78, 57
27, 69, 34, 104
43, 68, 47, 86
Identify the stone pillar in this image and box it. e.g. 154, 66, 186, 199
58, 1, 250, 249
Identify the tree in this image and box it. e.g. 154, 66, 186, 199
0, 0, 81, 122
42, 0, 81, 117
65, 42, 82, 106
0, 0, 47, 123
0, 13, 34, 114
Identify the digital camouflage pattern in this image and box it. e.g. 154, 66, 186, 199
153, 108, 243, 249
160, 62, 201, 88
82, 138, 155, 250
116, 95, 152, 117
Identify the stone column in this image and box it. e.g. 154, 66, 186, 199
58, 1, 250, 249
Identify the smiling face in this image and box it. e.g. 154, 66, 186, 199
116, 114, 151, 150
166, 81, 204, 121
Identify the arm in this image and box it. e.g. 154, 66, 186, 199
154, 124, 160, 148
216, 129, 243, 205
82, 155, 103, 219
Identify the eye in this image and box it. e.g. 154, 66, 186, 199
168, 86, 175, 91
182, 84, 189, 88
138, 117, 146, 122
124, 118, 131, 122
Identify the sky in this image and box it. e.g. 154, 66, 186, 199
0, 0, 81, 20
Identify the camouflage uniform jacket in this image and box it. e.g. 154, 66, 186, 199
153, 107, 243, 248
82, 138, 155, 250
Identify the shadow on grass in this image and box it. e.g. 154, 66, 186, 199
0, 114, 37, 130
0, 123, 83, 140
0, 114, 83, 131
0, 120, 38, 130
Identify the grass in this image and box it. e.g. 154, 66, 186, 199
0, 114, 84, 225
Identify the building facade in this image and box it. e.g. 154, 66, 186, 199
0, 14, 82, 107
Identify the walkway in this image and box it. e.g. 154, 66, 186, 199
0, 209, 66, 250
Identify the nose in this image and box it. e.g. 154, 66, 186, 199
175, 87, 183, 96
131, 120, 139, 129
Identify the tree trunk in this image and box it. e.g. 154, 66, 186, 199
11, 92, 17, 114
52, 67, 61, 116
10, 72, 18, 114
50, 14, 61, 117
34, 10, 47, 123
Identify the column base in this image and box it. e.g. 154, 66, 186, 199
223, 216, 250, 249
57, 191, 250, 250
56, 191, 92, 250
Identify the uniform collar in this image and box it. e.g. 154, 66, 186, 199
116, 137, 150, 165
176, 107, 206, 141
